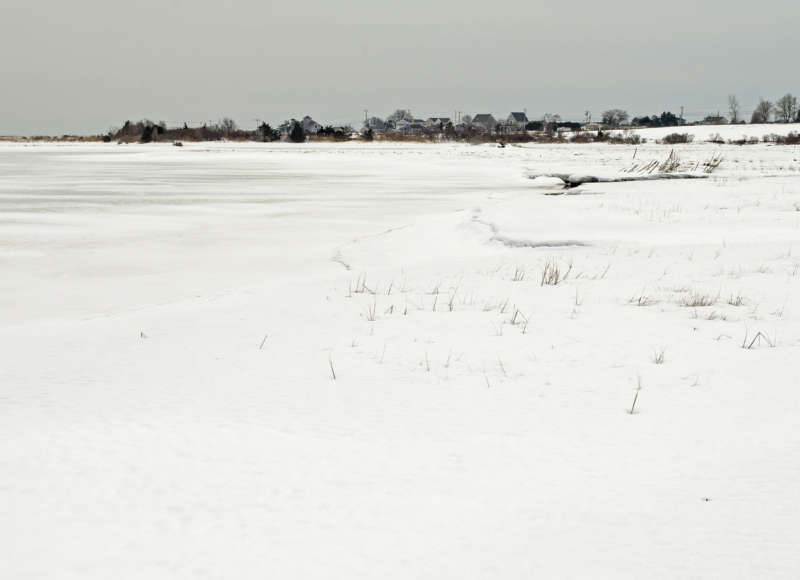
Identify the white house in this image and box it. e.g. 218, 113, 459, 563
426, 117, 452, 128
506, 112, 528, 131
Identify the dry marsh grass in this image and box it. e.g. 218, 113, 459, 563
541, 259, 572, 286
728, 293, 746, 306
680, 291, 718, 307
629, 290, 658, 306
741, 330, 776, 349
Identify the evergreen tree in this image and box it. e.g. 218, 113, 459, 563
289, 120, 305, 143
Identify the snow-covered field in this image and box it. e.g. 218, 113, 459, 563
2, 131, 799, 579
611, 121, 800, 142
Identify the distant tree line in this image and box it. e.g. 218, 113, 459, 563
631, 111, 682, 128
750, 94, 799, 124
107, 117, 359, 144
597, 93, 800, 128
111, 118, 261, 143
104, 92, 800, 145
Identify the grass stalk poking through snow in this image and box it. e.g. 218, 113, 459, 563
629, 376, 642, 414
366, 300, 377, 322
352, 274, 374, 295
630, 289, 658, 306
741, 329, 776, 349
728, 293, 745, 307
541, 258, 572, 286
680, 290, 718, 307
658, 149, 681, 173
497, 356, 507, 377
329, 355, 337, 380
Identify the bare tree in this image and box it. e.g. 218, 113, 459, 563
727, 95, 740, 124
542, 113, 561, 134
601, 109, 629, 127
751, 99, 773, 124
774, 93, 798, 123
387, 109, 413, 123
218, 117, 238, 136
364, 117, 387, 131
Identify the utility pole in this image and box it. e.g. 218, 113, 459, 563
680, 106, 684, 124
363, 109, 368, 125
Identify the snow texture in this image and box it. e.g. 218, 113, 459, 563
2, 127, 800, 579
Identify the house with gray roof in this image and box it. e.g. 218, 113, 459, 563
301, 116, 322, 134
472, 114, 497, 132
506, 112, 529, 130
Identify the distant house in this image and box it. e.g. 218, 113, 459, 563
390, 119, 425, 134
506, 112, 528, 130
301, 116, 322, 134
407, 121, 427, 135
472, 114, 497, 132
365, 117, 387, 131
701, 114, 728, 126
426, 117, 451, 128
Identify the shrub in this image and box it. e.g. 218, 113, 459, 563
728, 136, 759, 145
608, 131, 644, 144
316, 125, 352, 141
258, 122, 280, 142
763, 132, 800, 145
569, 132, 594, 143
140, 124, 155, 143
661, 132, 693, 144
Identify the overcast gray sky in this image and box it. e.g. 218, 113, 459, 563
1, 0, 797, 134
